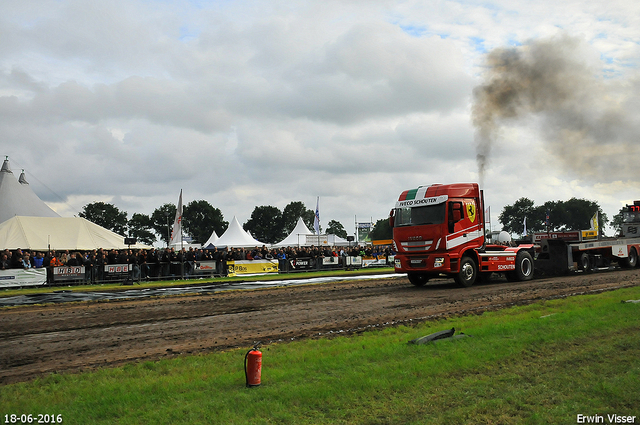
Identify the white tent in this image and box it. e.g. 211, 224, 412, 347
273, 217, 313, 247
0, 216, 151, 251
326, 234, 350, 246
273, 217, 351, 247
214, 216, 265, 248
0, 157, 60, 224
202, 230, 219, 249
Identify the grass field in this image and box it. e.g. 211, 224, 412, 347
1, 285, 639, 424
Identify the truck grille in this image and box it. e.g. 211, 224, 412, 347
401, 240, 432, 252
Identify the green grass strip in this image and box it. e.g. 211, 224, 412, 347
1, 286, 639, 424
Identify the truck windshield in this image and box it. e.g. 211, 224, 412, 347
395, 204, 446, 227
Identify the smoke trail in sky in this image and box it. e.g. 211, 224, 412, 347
472, 33, 640, 187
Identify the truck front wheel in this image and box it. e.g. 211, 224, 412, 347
455, 256, 477, 288
408, 273, 429, 287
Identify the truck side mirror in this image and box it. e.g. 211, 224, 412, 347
388, 209, 395, 228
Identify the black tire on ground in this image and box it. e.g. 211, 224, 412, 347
620, 247, 638, 268
579, 252, 592, 273
454, 256, 477, 288
513, 250, 534, 281
407, 273, 429, 287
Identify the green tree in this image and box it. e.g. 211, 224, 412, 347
128, 213, 156, 246
369, 218, 393, 240
611, 208, 625, 236
326, 220, 347, 239
499, 198, 537, 235
500, 197, 607, 236
150, 203, 177, 245
244, 205, 284, 244
560, 198, 607, 233
79, 202, 128, 236
183, 200, 228, 244
282, 201, 315, 234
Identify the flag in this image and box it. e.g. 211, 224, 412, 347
522, 216, 527, 236
545, 208, 550, 227
314, 196, 320, 235
590, 211, 599, 235
484, 206, 490, 223
169, 189, 183, 246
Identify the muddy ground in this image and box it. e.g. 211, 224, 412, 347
1, 269, 639, 384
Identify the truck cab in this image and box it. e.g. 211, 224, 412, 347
391, 183, 534, 287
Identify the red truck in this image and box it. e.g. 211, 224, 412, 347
390, 183, 534, 287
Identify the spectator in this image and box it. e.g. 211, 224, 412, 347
22, 252, 32, 269
50, 253, 64, 267
11, 248, 24, 268
33, 252, 45, 268
0, 253, 9, 270
138, 250, 149, 280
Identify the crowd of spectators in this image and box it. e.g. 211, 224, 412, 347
0, 244, 394, 284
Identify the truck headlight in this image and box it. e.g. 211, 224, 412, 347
394, 259, 401, 268
434, 257, 445, 267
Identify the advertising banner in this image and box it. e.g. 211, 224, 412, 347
533, 231, 581, 243
53, 266, 85, 282
322, 256, 341, 268
305, 234, 329, 246
291, 257, 314, 270
357, 222, 372, 243
104, 264, 131, 280
193, 261, 217, 274
362, 258, 388, 267
228, 260, 278, 275
0, 268, 47, 288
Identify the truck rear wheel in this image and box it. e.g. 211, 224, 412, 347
579, 252, 592, 273
620, 247, 638, 268
513, 251, 534, 281
454, 256, 477, 288
408, 273, 429, 287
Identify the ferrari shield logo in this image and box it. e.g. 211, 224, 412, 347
466, 202, 476, 223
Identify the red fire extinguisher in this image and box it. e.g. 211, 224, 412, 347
244, 342, 262, 387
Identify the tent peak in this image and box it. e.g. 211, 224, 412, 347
1, 156, 12, 173
18, 170, 28, 184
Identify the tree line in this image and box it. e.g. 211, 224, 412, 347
79, 200, 349, 246
79, 195, 627, 247
497, 197, 619, 236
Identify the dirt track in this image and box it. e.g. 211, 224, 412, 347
1, 269, 639, 384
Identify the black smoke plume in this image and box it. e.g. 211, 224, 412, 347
472, 33, 639, 186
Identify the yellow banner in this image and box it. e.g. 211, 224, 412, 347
227, 260, 279, 276
581, 230, 598, 240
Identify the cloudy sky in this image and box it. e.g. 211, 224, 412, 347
2, 0, 639, 238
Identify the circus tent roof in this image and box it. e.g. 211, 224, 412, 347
0, 157, 60, 224
202, 230, 219, 249
0, 216, 152, 251
273, 217, 314, 247
213, 216, 265, 248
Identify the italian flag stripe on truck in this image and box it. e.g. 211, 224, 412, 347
399, 186, 429, 202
